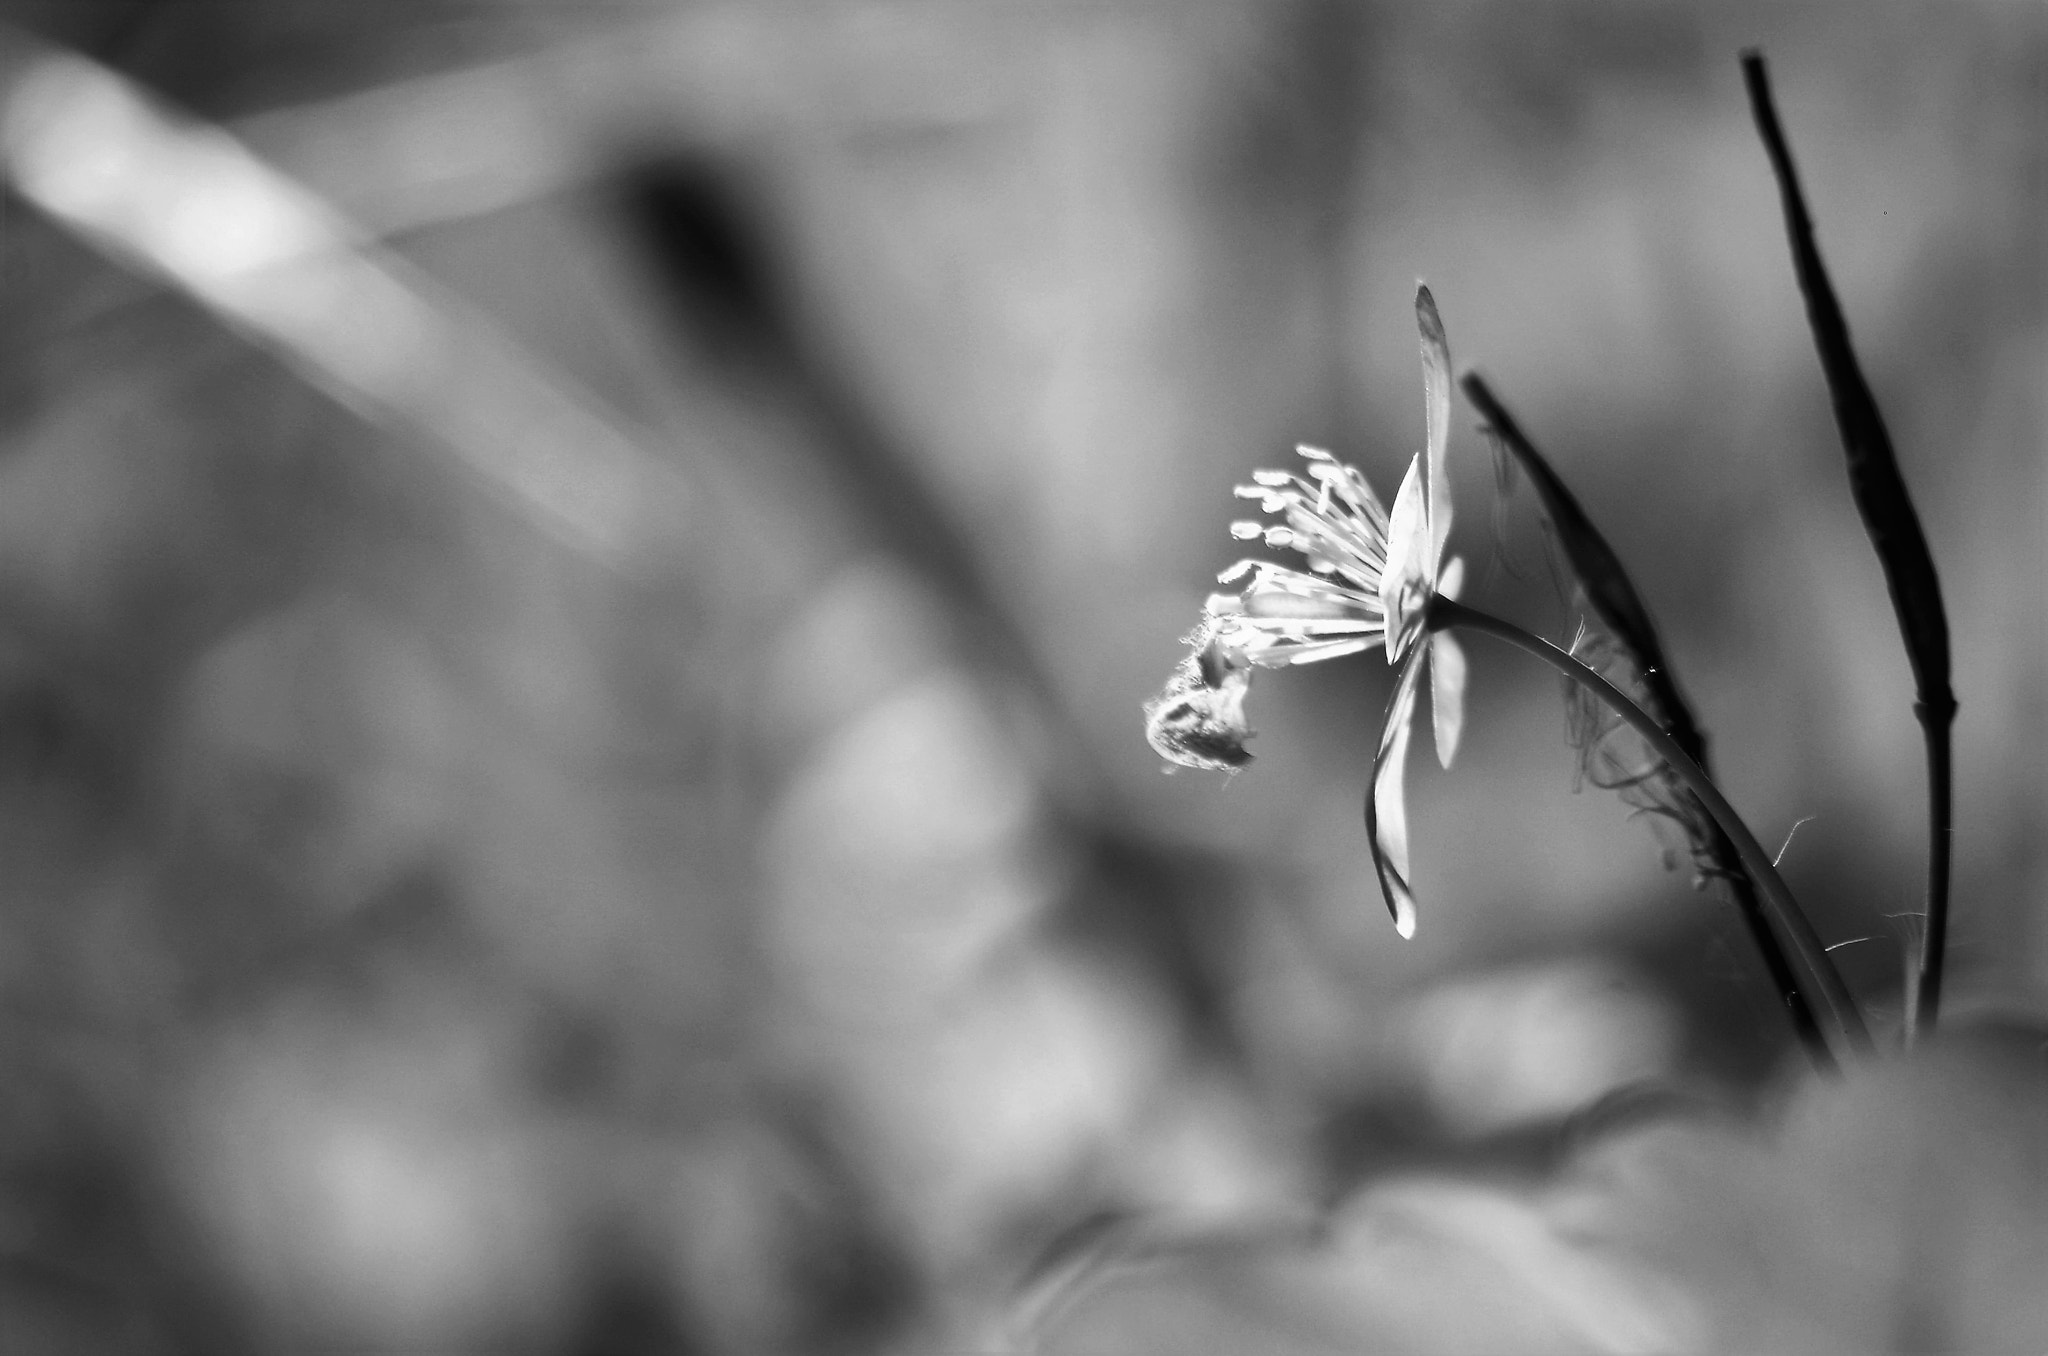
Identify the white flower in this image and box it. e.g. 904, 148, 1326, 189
1143, 285, 1467, 938
1364, 284, 1467, 939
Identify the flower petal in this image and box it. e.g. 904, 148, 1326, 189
1379, 453, 1429, 660
1437, 554, 1465, 602
1430, 629, 1467, 770
1367, 641, 1429, 938
1416, 284, 1454, 568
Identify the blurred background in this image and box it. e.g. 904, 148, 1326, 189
0, 2, 2040, 1353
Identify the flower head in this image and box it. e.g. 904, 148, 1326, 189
1363, 284, 1468, 938
1142, 284, 1468, 938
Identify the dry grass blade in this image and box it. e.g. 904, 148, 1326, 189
1460, 373, 1832, 1070
1742, 50, 1956, 1038
1461, 377, 1695, 758
230, 7, 1029, 239
0, 27, 690, 567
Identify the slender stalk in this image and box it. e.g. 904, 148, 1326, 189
1743, 51, 1955, 1042
1429, 596, 1872, 1062
1720, 855, 1835, 1072
1912, 707, 1954, 1034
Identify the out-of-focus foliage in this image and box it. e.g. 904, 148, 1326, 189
0, 3, 2039, 1354
1048, 1025, 2048, 1354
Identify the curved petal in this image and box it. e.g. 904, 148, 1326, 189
1367, 641, 1430, 938
1379, 453, 1428, 661
1437, 554, 1465, 602
1416, 284, 1454, 568
1430, 629, 1467, 770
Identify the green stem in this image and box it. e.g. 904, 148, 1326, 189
1429, 596, 1872, 1062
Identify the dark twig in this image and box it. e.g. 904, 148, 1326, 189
1462, 374, 1832, 1072
1742, 51, 1956, 1041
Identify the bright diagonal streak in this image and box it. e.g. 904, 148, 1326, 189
0, 37, 688, 566
1772, 814, 1817, 869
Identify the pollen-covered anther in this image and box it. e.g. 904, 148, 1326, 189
1230, 520, 1263, 540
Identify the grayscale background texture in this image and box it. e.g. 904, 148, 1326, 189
0, 3, 2040, 1353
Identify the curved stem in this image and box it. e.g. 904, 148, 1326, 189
1429, 597, 1872, 1062
1463, 371, 1830, 1072
1721, 866, 1836, 1075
